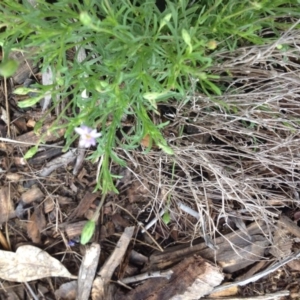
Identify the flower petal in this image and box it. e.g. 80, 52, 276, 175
75, 127, 85, 135
91, 131, 102, 138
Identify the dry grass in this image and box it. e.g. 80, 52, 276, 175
119, 29, 300, 247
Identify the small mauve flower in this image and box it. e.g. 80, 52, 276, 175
75, 125, 102, 148
68, 240, 76, 247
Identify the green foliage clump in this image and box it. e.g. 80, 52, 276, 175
0, 0, 299, 192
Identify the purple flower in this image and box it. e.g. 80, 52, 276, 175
75, 125, 102, 148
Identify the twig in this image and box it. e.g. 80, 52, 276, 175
120, 270, 173, 284
205, 290, 290, 300
141, 208, 166, 233
24, 282, 39, 300
3, 76, 10, 137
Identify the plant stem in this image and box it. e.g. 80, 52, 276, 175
91, 193, 107, 222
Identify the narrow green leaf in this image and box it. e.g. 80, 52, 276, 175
18, 96, 43, 108
157, 142, 174, 155
80, 220, 96, 245
24, 146, 38, 160
158, 13, 172, 32
14, 87, 38, 95
182, 29, 193, 53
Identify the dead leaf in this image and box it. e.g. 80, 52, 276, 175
140, 134, 152, 148
0, 245, 77, 282
26, 119, 36, 128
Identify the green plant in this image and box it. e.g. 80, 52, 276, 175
0, 0, 299, 194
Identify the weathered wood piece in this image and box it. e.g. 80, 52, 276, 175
27, 147, 63, 165
39, 150, 76, 177
147, 221, 270, 273
64, 221, 87, 239
68, 191, 99, 221
212, 250, 300, 294
205, 290, 290, 300
27, 205, 46, 243
117, 255, 223, 300
77, 243, 101, 300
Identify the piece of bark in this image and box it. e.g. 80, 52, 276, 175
13, 117, 28, 133
39, 150, 76, 177
212, 250, 300, 294
215, 235, 268, 273
77, 243, 101, 300
64, 221, 87, 239
27, 206, 46, 243
68, 191, 99, 221
235, 260, 269, 282
73, 148, 85, 176
44, 197, 54, 214
205, 290, 290, 300
111, 213, 131, 229
92, 226, 135, 300
28, 147, 63, 165
129, 250, 148, 266
6, 173, 23, 182
21, 186, 44, 204
147, 221, 270, 273
116, 255, 223, 300
0, 187, 16, 224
